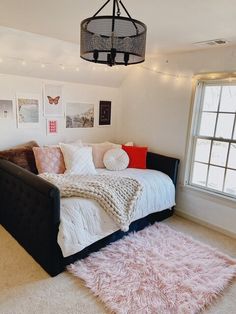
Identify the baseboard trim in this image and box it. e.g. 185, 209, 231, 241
175, 208, 236, 239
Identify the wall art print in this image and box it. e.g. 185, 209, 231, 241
16, 94, 40, 128
66, 103, 94, 128
44, 84, 63, 116
99, 101, 111, 126
47, 119, 59, 135
0, 100, 13, 119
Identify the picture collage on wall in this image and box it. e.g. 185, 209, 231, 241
0, 82, 112, 136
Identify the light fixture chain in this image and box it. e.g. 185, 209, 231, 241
115, 0, 121, 16
93, 0, 111, 17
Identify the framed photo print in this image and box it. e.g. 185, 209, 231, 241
16, 94, 40, 128
66, 103, 94, 128
99, 101, 111, 126
47, 119, 59, 135
0, 100, 14, 119
44, 84, 63, 116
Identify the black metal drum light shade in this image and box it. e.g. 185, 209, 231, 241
80, 1, 147, 67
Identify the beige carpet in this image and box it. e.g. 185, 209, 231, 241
0, 215, 235, 314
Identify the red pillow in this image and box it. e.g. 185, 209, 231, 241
122, 145, 148, 169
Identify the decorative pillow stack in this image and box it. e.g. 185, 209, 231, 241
7, 139, 146, 174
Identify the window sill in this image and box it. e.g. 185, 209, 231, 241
180, 183, 236, 208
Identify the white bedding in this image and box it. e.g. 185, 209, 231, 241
58, 168, 176, 257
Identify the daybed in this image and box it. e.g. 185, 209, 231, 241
0, 152, 179, 276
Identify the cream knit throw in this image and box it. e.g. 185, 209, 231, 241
39, 173, 143, 231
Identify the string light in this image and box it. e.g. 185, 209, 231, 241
0, 55, 192, 78
2, 55, 236, 84
140, 65, 191, 81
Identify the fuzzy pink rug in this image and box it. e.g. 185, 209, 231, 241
68, 223, 236, 314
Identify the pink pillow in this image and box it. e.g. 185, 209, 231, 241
91, 143, 114, 168
33, 147, 66, 174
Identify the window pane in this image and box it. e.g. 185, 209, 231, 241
215, 113, 234, 139
199, 113, 217, 136
202, 86, 221, 111
210, 141, 229, 166
224, 169, 236, 196
234, 127, 236, 140
194, 139, 211, 163
228, 144, 236, 169
192, 162, 208, 186
220, 86, 236, 112
207, 166, 225, 191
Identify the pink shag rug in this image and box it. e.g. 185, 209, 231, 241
68, 223, 236, 314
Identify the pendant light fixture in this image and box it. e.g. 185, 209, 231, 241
80, 0, 147, 67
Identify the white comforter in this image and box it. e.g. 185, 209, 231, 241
58, 168, 176, 257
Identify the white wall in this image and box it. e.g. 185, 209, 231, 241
0, 74, 120, 150
118, 46, 236, 235
1, 46, 236, 235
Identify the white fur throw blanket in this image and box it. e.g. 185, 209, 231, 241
39, 173, 143, 232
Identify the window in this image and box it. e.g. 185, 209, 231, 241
187, 82, 236, 199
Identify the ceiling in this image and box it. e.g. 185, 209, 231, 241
0, 0, 236, 86
1, 0, 236, 54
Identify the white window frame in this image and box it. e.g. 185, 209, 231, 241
185, 80, 236, 201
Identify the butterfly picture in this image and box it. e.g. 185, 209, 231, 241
47, 96, 60, 105
44, 84, 63, 116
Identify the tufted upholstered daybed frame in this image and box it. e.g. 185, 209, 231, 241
0, 152, 179, 276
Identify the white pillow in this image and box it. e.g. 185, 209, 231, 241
103, 148, 129, 171
60, 143, 97, 175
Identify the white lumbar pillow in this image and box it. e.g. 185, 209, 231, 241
60, 143, 97, 175
103, 148, 129, 171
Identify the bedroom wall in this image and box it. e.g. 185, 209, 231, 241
117, 46, 236, 236
0, 74, 120, 150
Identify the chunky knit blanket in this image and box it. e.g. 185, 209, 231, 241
39, 173, 143, 232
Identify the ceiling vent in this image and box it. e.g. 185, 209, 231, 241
193, 39, 229, 46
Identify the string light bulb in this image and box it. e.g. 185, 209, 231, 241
60, 64, 65, 70
0, 58, 3, 63
21, 60, 26, 66
41, 63, 46, 68
75, 67, 80, 72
